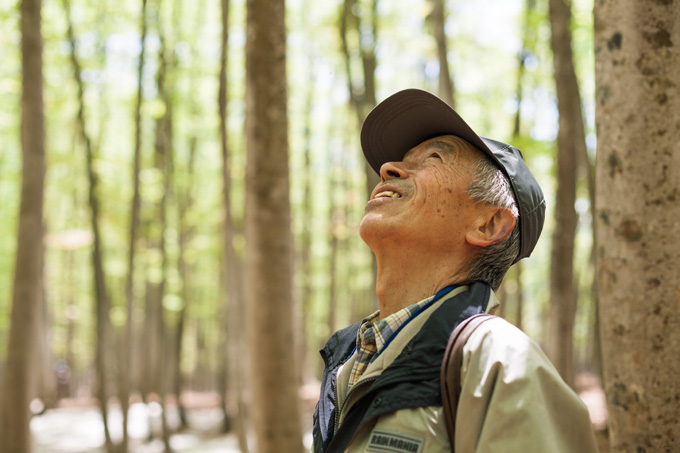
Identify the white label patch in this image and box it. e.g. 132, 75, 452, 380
366, 429, 424, 453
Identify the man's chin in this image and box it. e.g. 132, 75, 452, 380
359, 214, 400, 248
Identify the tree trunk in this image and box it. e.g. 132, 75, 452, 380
514, 262, 524, 332
174, 53, 201, 425
0, 0, 45, 449
64, 0, 116, 449
594, 1, 680, 450
327, 164, 340, 334
245, 0, 303, 450
174, 136, 197, 431
299, 60, 315, 378
545, 0, 585, 389
121, 0, 148, 448
36, 255, 57, 412
339, 0, 380, 310
427, 0, 455, 108
218, 0, 250, 448
509, 0, 535, 335
151, 24, 173, 449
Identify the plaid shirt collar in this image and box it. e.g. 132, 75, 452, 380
347, 286, 457, 391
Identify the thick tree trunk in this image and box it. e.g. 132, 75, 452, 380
594, 1, 680, 450
545, 0, 585, 389
427, 0, 455, 108
245, 0, 303, 450
0, 0, 45, 449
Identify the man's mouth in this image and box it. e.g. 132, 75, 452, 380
373, 190, 402, 199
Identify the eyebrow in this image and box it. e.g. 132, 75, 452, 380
427, 139, 458, 155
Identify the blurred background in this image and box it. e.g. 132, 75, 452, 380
1, 0, 606, 451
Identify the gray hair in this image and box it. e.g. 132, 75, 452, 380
465, 153, 520, 291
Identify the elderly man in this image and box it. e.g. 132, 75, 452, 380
312, 89, 598, 452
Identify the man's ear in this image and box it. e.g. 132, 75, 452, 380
466, 207, 516, 247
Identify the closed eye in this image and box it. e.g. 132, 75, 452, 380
428, 152, 442, 160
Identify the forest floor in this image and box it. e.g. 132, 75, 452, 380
31, 373, 607, 452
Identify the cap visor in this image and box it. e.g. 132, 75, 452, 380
360, 89, 498, 173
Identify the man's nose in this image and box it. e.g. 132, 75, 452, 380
379, 161, 408, 183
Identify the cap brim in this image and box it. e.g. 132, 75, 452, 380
360, 88, 502, 173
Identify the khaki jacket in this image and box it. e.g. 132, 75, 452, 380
335, 288, 598, 452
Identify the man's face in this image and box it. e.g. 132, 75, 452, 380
360, 135, 486, 255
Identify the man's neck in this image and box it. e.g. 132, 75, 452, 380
373, 247, 469, 319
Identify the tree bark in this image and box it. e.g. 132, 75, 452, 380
594, 1, 680, 450
327, 160, 342, 334
218, 0, 250, 448
339, 0, 380, 197
121, 0, 148, 448
174, 134, 197, 432
339, 0, 380, 309
151, 18, 173, 449
427, 0, 455, 108
64, 0, 116, 449
245, 0, 303, 450
173, 0, 203, 418
0, 0, 45, 450
545, 0, 585, 389
36, 254, 57, 412
299, 60, 315, 378
513, 0, 537, 138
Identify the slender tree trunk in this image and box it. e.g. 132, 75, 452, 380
121, 0, 148, 448
152, 24, 173, 449
36, 255, 57, 412
513, 0, 538, 137
339, 0, 380, 198
328, 184, 339, 335
141, 277, 156, 405
0, 0, 45, 449
514, 262, 524, 331
64, 1, 116, 449
174, 138, 196, 431
594, 1, 680, 450
245, 0, 303, 450
174, 80, 199, 429
64, 247, 77, 400
545, 0, 585, 389
339, 0, 380, 310
218, 0, 250, 448
427, 0, 455, 107
508, 0, 533, 333
299, 60, 315, 378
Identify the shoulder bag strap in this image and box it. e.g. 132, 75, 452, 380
440, 313, 496, 451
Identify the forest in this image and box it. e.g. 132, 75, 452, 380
0, 0, 678, 451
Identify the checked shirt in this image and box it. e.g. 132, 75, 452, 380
346, 298, 431, 392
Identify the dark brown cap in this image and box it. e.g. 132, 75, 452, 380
360, 88, 546, 263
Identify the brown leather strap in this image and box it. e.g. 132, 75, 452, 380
441, 313, 496, 451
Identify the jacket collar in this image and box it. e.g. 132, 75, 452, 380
320, 320, 361, 370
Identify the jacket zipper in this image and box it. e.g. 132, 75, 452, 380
330, 374, 339, 438
335, 375, 378, 430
